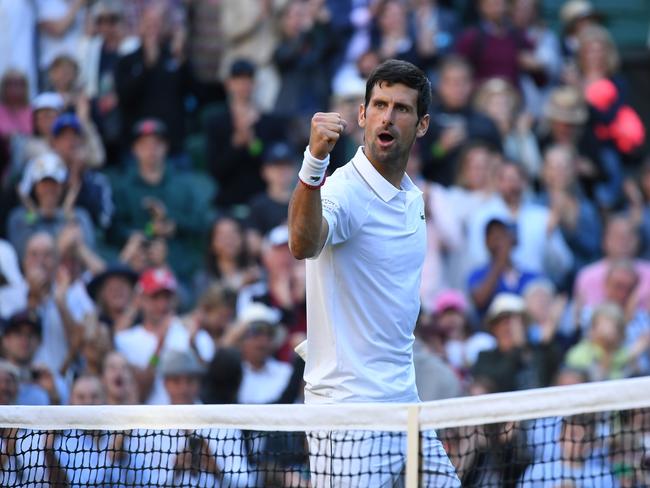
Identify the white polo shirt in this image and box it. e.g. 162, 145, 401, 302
303, 147, 426, 404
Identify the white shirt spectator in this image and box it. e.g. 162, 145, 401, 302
304, 147, 426, 404
36, 0, 85, 70
115, 318, 215, 404
0, 0, 37, 97
0, 239, 27, 319
238, 358, 293, 404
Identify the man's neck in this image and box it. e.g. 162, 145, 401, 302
139, 164, 164, 185
267, 186, 291, 203
362, 147, 406, 189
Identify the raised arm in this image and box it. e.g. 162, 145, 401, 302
288, 112, 346, 260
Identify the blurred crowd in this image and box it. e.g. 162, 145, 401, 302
1, 0, 650, 478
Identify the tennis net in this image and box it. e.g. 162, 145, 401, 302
0, 376, 649, 487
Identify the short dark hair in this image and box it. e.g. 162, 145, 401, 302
364, 59, 432, 120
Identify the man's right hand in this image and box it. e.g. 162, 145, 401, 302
309, 112, 347, 160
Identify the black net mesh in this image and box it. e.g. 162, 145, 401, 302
0, 409, 648, 487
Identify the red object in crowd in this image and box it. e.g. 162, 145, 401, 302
138, 268, 178, 295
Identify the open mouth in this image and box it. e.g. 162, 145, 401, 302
378, 132, 395, 143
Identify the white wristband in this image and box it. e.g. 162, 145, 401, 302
299, 147, 330, 187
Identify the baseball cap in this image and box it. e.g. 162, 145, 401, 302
263, 142, 295, 165
432, 290, 468, 315
138, 268, 178, 295
52, 113, 82, 137
239, 302, 286, 348
86, 264, 139, 301
485, 216, 517, 237
20, 152, 67, 194
486, 293, 526, 325
133, 118, 167, 140
92, 0, 123, 19
160, 350, 205, 377
229, 59, 256, 78
32, 92, 64, 112
3, 310, 42, 337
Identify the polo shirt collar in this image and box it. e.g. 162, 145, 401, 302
352, 147, 421, 202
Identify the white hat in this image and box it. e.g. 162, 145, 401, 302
19, 152, 67, 195
486, 293, 526, 324
32, 92, 64, 112
160, 350, 205, 377
239, 302, 281, 326
266, 225, 289, 247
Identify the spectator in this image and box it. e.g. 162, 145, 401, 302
184, 284, 237, 350
101, 350, 138, 405
455, 0, 533, 87
0, 70, 32, 158
565, 302, 650, 382
523, 279, 572, 351
0, 239, 28, 319
45, 54, 81, 109
466, 161, 573, 286
9, 152, 95, 258
194, 215, 259, 300
110, 119, 210, 281
574, 215, 650, 310
369, 0, 418, 66
468, 217, 540, 315
160, 349, 205, 405
0, 310, 67, 405
48, 113, 112, 229
418, 55, 501, 185
473, 77, 542, 179
247, 142, 298, 251
413, 331, 463, 401
114, 2, 193, 160
21, 232, 91, 376
630, 159, 650, 261
411, 0, 460, 76
536, 144, 602, 272
201, 347, 243, 405
205, 59, 288, 211
114, 267, 215, 404
35, 0, 87, 81
328, 78, 367, 173
559, 0, 603, 63
0, 360, 18, 405
274, 0, 333, 117
86, 264, 139, 333
228, 303, 293, 404
79, 0, 137, 165
472, 293, 561, 392
521, 413, 618, 486
0, 0, 37, 99
510, 0, 562, 115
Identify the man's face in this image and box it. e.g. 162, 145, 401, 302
480, 0, 507, 22
141, 290, 175, 325
359, 82, 428, 169
603, 219, 638, 259
23, 234, 57, 280
1, 324, 40, 365
133, 134, 167, 169
70, 377, 105, 405
485, 223, 514, 257
498, 165, 525, 204
164, 374, 200, 405
99, 276, 134, 312
241, 329, 274, 367
102, 352, 132, 400
226, 75, 254, 100
262, 163, 296, 191
0, 371, 17, 405
51, 128, 81, 163
33, 178, 63, 209
438, 66, 472, 110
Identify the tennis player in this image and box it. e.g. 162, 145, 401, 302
288, 59, 460, 486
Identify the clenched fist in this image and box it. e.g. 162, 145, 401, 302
309, 112, 348, 160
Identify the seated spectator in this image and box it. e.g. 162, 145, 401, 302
413, 333, 463, 401
9, 152, 95, 257
0, 360, 18, 405
574, 214, 650, 309
468, 217, 540, 315
630, 158, 650, 260
0, 310, 67, 405
48, 113, 112, 229
114, 267, 214, 404
183, 284, 237, 351
21, 232, 89, 376
455, 0, 533, 87
86, 264, 139, 333
328, 79, 367, 173
110, 119, 210, 281
536, 144, 602, 273
0, 1, 37, 99
247, 142, 298, 253
369, 0, 418, 66
565, 303, 650, 382
205, 59, 288, 211
467, 160, 573, 286
411, 0, 460, 75
510, 0, 562, 116
473, 77, 542, 179
520, 413, 618, 486
129, 349, 250, 487
418, 55, 501, 185
114, 2, 192, 161
193, 215, 260, 299
0, 239, 28, 319
522, 278, 573, 350
472, 293, 561, 392
101, 350, 138, 405
226, 303, 293, 404
45, 54, 81, 109
201, 347, 243, 405
559, 0, 603, 62
418, 289, 495, 378
0, 70, 32, 157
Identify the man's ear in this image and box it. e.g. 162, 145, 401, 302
358, 103, 366, 129
416, 114, 430, 138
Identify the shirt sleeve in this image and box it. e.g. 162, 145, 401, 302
320, 180, 361, 246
